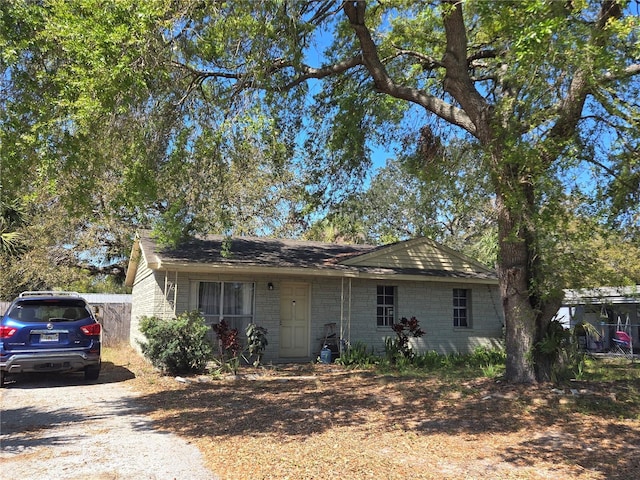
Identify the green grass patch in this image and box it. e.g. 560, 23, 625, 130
582, 355, 640, 382
336, 345, 507, 380
568, 356, 640, 420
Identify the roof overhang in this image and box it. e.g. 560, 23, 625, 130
563, 286, 640, 306
124, 235, 144, 287
147, 260, 499, 284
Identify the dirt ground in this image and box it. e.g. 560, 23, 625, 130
0, 365, 215, 480
113, 349, 640, 480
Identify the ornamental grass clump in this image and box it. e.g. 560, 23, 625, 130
335, 341, 378, 368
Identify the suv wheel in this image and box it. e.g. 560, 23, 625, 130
0, 370, 5, 388
84, 364, 101, 381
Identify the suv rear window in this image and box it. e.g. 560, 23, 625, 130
8, 299, 91, 323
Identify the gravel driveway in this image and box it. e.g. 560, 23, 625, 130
0, 372, 217, 480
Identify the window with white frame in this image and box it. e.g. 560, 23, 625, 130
453, 288, 471, 328
197, 281, 255, 334
377, 285, 396, 327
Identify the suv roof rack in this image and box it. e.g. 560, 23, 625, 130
19, 291, 82, 298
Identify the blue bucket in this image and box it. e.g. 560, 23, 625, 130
320, 346, 332, 364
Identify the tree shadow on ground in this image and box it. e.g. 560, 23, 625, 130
1, 361, 135, 389
498, 421, 640, 479
135, 368, 640, 479
1, 390, 148, 455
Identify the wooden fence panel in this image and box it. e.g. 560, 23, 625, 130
0, 301, 10, 316
97, 303, 131, 347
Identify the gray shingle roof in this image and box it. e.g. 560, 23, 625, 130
140, 230, 377, 270
133, 230, 497, 282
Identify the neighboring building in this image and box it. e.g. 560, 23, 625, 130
124, 230, 504, 362
561, 286, 640, 351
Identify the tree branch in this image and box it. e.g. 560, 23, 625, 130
468, 49, 498, 63
306, 0, 342, 25
545, 0, 633, 155
280, 55, 365, 89
172, 53, 365, 99
171, 60, 244, 82
441, 0, 492, 141
390, 47, 444, 70
601, 63, 640, 82
343, 1, 476, 134
80, 262, 127, 280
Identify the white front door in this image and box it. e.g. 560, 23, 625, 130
279, 282, 310, 357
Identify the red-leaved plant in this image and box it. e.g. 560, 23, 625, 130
387, 316, 425, 362
212, 319, 242, 374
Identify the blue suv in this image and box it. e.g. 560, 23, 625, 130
0, 291, 102, 387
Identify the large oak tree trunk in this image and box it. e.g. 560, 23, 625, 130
489, 141, 549, 384
493, 156, 560, 384
496, 192, 538, 383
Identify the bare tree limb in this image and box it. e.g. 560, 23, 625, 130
468, 49, 498, 63
390, 47, 444, 70
306, 0, 342, 25
280, 55, 365, 89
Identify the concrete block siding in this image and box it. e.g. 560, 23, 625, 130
129, 260, 163, 350
130, 269, 504, 361
339, 280, 503, 356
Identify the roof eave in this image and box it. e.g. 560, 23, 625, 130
563, 286, 640, 305
124, 237, 141, 287
151, 261, 499, 284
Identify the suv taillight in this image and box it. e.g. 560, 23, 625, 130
0, 326, 17, 338
80, 323, 101, 336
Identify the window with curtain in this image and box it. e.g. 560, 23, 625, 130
198, 281, 255, 334
198, 282, 221, 316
